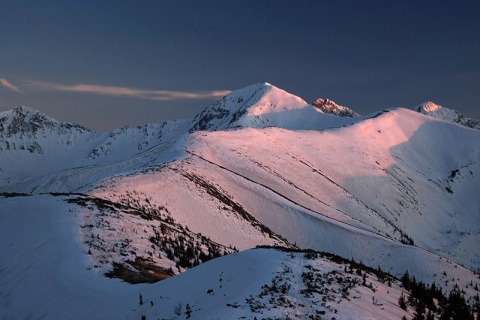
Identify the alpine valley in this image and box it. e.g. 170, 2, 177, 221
1, 83, 479, 319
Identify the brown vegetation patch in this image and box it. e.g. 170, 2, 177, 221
105, 257, 175, 284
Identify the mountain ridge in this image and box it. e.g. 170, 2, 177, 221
2, 83, 478, 135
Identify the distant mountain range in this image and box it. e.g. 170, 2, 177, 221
1, 83, 479, 319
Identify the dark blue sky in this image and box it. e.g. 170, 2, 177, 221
1, 1, 479, 131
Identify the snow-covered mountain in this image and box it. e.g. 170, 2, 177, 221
1, 83, 479, 319
189, 82, 361, 131
414, 101, 480, 130
0, 105, 191, 191
0, 105, 90, 159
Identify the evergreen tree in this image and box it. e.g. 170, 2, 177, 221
426, 310, 434, 320
401, 271, 411, 290
398, 293, 407, 310
412, 302, 425, 320
185, 303, 192, 319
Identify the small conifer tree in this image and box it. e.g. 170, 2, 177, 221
185, 303, 192, 319
399, 293, 407, 310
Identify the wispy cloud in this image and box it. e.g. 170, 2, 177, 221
27, 81, 230, 101
0, 78, 25, 94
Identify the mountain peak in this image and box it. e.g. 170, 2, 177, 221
5, 106, 46, 120
260, 81, 273, 87
189, 83, 310, 131
0, 106, 90, 138
415, 101, 441, 113
16, 105, 40, 114
413, 101, 480, 130
312, 98, 359, 117
1, 106, 52, 135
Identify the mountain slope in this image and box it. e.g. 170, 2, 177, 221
1, 195, 478, 319
89, 107, 479, 282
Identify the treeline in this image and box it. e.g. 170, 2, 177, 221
149, 227, 235, 270
399, 271, 479, 320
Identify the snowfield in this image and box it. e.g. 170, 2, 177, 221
5, 194, 476, 320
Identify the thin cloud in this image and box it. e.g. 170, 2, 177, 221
0, 78, 25, 94
27, 81, 230, 101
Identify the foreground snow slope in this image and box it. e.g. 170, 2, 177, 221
0, 194, 142, 319
2, 194, 478, 319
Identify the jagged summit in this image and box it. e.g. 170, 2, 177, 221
11, 106, 39, 114
312, 98, 360, 117
0, 106, 94, 156
0, 106, 89, 136
414, 101, 480, 130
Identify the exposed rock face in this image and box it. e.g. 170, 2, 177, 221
312, 98, 360, 117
